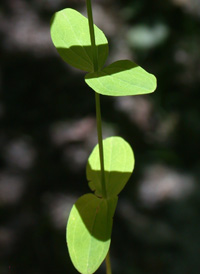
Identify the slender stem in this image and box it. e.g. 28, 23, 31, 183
86, 0, 107, 199
86, 1, 111, 273
86, 0, 98, 72
105, 251, 112, 274
95, 92, 107, 198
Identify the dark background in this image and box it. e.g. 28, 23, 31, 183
0, 0, 200, 273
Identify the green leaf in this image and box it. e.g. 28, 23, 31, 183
50, 8, 108, 72
85, 60, 157, 96
87, 136, 135, 198
67, 194, 118, 274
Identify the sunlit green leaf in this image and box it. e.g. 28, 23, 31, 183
87, 136, 135, 197
67, 194, 118, 274
85, 60, 157, 96
50, 8, 108, 72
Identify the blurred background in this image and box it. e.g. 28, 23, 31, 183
0, 0, 200, 273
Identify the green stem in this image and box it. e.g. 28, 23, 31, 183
86, 1, 111, 273
86, 0, 107, 199
95, 92, 106, 198
86, 0, 98, 72
105, 250, 112, 274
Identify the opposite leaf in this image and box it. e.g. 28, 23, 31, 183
50, 8, 108, 72
87, 136, 135, 198
85, 60, 157, 96
67, 194, 118, 274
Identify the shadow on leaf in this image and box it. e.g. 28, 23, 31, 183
71, 168, 132, 241
72, 192, 117, 242
87, 167, 133, 198
56, 45, 108, 72
85, 60, 139, 79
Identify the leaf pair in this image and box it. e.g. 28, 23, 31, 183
50, 8, 157, 96
66, 137, 135, 274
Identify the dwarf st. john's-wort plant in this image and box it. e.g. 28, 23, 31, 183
50, 1, 157, 273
